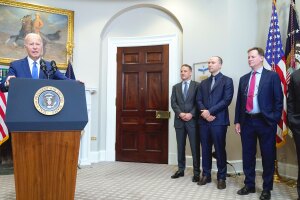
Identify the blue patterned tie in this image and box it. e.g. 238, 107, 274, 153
210, 76, 215, 91
183, 81, 188, 100
32, 61, 38, 79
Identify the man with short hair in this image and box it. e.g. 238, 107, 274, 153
196, 56, 233, 189
235, 47, 283, 200
171, 64, 200, 182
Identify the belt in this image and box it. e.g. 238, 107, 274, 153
245, 113, 263, 119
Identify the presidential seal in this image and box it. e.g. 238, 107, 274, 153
34, 86, 64, 115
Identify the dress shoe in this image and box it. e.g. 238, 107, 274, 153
259, 190, 271, 200
197, 176, 211, 185
192, 175, 200, 182
217, 179, 226, 189
171, 170, 184, 179
237, 185, 256, 195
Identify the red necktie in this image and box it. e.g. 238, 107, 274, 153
246, 71, 256, 112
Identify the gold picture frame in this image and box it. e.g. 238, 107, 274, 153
0, 0, 74, 69
193, 61, 209, 82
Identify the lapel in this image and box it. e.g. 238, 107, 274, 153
185, 81, 195, 100
177, 82, 185, 101
257, 68, 267, 95
23, 57, 32, 78
210, 73, 223, 93
179, 80, 194, 102
242, 72, 252, 100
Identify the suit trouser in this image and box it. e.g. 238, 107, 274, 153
175, 123, 200, 176
200, 125, 227, 180
291, 128, 300, 197
241, 116, 276, 191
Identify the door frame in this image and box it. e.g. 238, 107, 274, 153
106, 34, 180, 163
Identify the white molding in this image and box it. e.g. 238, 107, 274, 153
78, 88, 96, 166
184, 157, 297, 179
106, 34, 180, 162
89, 150, 106, 163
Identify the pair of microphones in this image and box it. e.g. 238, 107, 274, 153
40, 59, 57, 79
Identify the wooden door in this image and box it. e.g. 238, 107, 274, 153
116, 45, 169, 164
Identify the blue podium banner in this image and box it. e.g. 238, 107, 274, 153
5, 78, 88, 131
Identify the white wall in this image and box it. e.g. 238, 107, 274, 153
16, 0, 299, 176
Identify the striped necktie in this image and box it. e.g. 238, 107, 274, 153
183, 81, 188, 100
246, 71, 256, 112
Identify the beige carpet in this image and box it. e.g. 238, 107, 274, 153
0, 162, 297, 200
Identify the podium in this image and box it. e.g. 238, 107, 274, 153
5, 78, 88, 200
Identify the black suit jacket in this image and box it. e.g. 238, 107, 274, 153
287, 69, 300, 130
196, 73, 234, 126
171, 80, 199, 128
235, 67, 283, 126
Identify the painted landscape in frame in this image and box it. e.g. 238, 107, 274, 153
0, 0, 74, 69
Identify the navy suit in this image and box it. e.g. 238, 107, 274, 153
0, 57, 67, 92
287, 69, 300, 197
196, 73, 234, 180
235, 67, 283, 191
171, 80, 200, 176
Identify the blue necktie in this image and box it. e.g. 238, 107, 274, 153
211, 76, 215, 91
183, 81, 188, 100
32, 61, 38, 79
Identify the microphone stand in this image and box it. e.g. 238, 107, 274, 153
212, 151, 240, 177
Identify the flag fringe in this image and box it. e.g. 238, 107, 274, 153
0, 135, 9, 146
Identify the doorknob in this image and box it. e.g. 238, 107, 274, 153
156, 111, 170, 119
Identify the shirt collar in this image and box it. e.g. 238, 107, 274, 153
27, 57, 40, 66
252, 66, 263, 74
212, 72, 221, 80
183, 79, 191, 84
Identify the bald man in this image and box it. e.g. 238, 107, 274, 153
196, 56, 233, 189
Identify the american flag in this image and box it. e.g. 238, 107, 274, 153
65, 59, 76, 80
285, 0, 300, 84
264, 0, 288, 148
0, 91, 9, 146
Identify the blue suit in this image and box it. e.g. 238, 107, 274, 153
235, 67, 283, 191
0, 57, 67, 92
196, 72, 234, 180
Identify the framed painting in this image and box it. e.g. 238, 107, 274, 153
0, 0, 74, 69
193, 61, 209, 82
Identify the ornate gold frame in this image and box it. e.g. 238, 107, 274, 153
0, 0, 74, 69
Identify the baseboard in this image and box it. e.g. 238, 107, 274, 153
89, 150, 106, 163
184, 156, 297, 179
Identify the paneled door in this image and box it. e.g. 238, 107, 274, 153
116, 45, 169, 163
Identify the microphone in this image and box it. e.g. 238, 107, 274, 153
40, 59, 48, 78
50, 60, 58, 73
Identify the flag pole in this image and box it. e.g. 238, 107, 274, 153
273, 158, 283, 183
269, 0, 285, 184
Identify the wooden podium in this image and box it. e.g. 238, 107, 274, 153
5, 79, 88, 200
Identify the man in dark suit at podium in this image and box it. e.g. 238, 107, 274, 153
0, 32, 68, 168
287, 68, 300, 200
0, 33, 67, 92
171, 64, 200, 182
